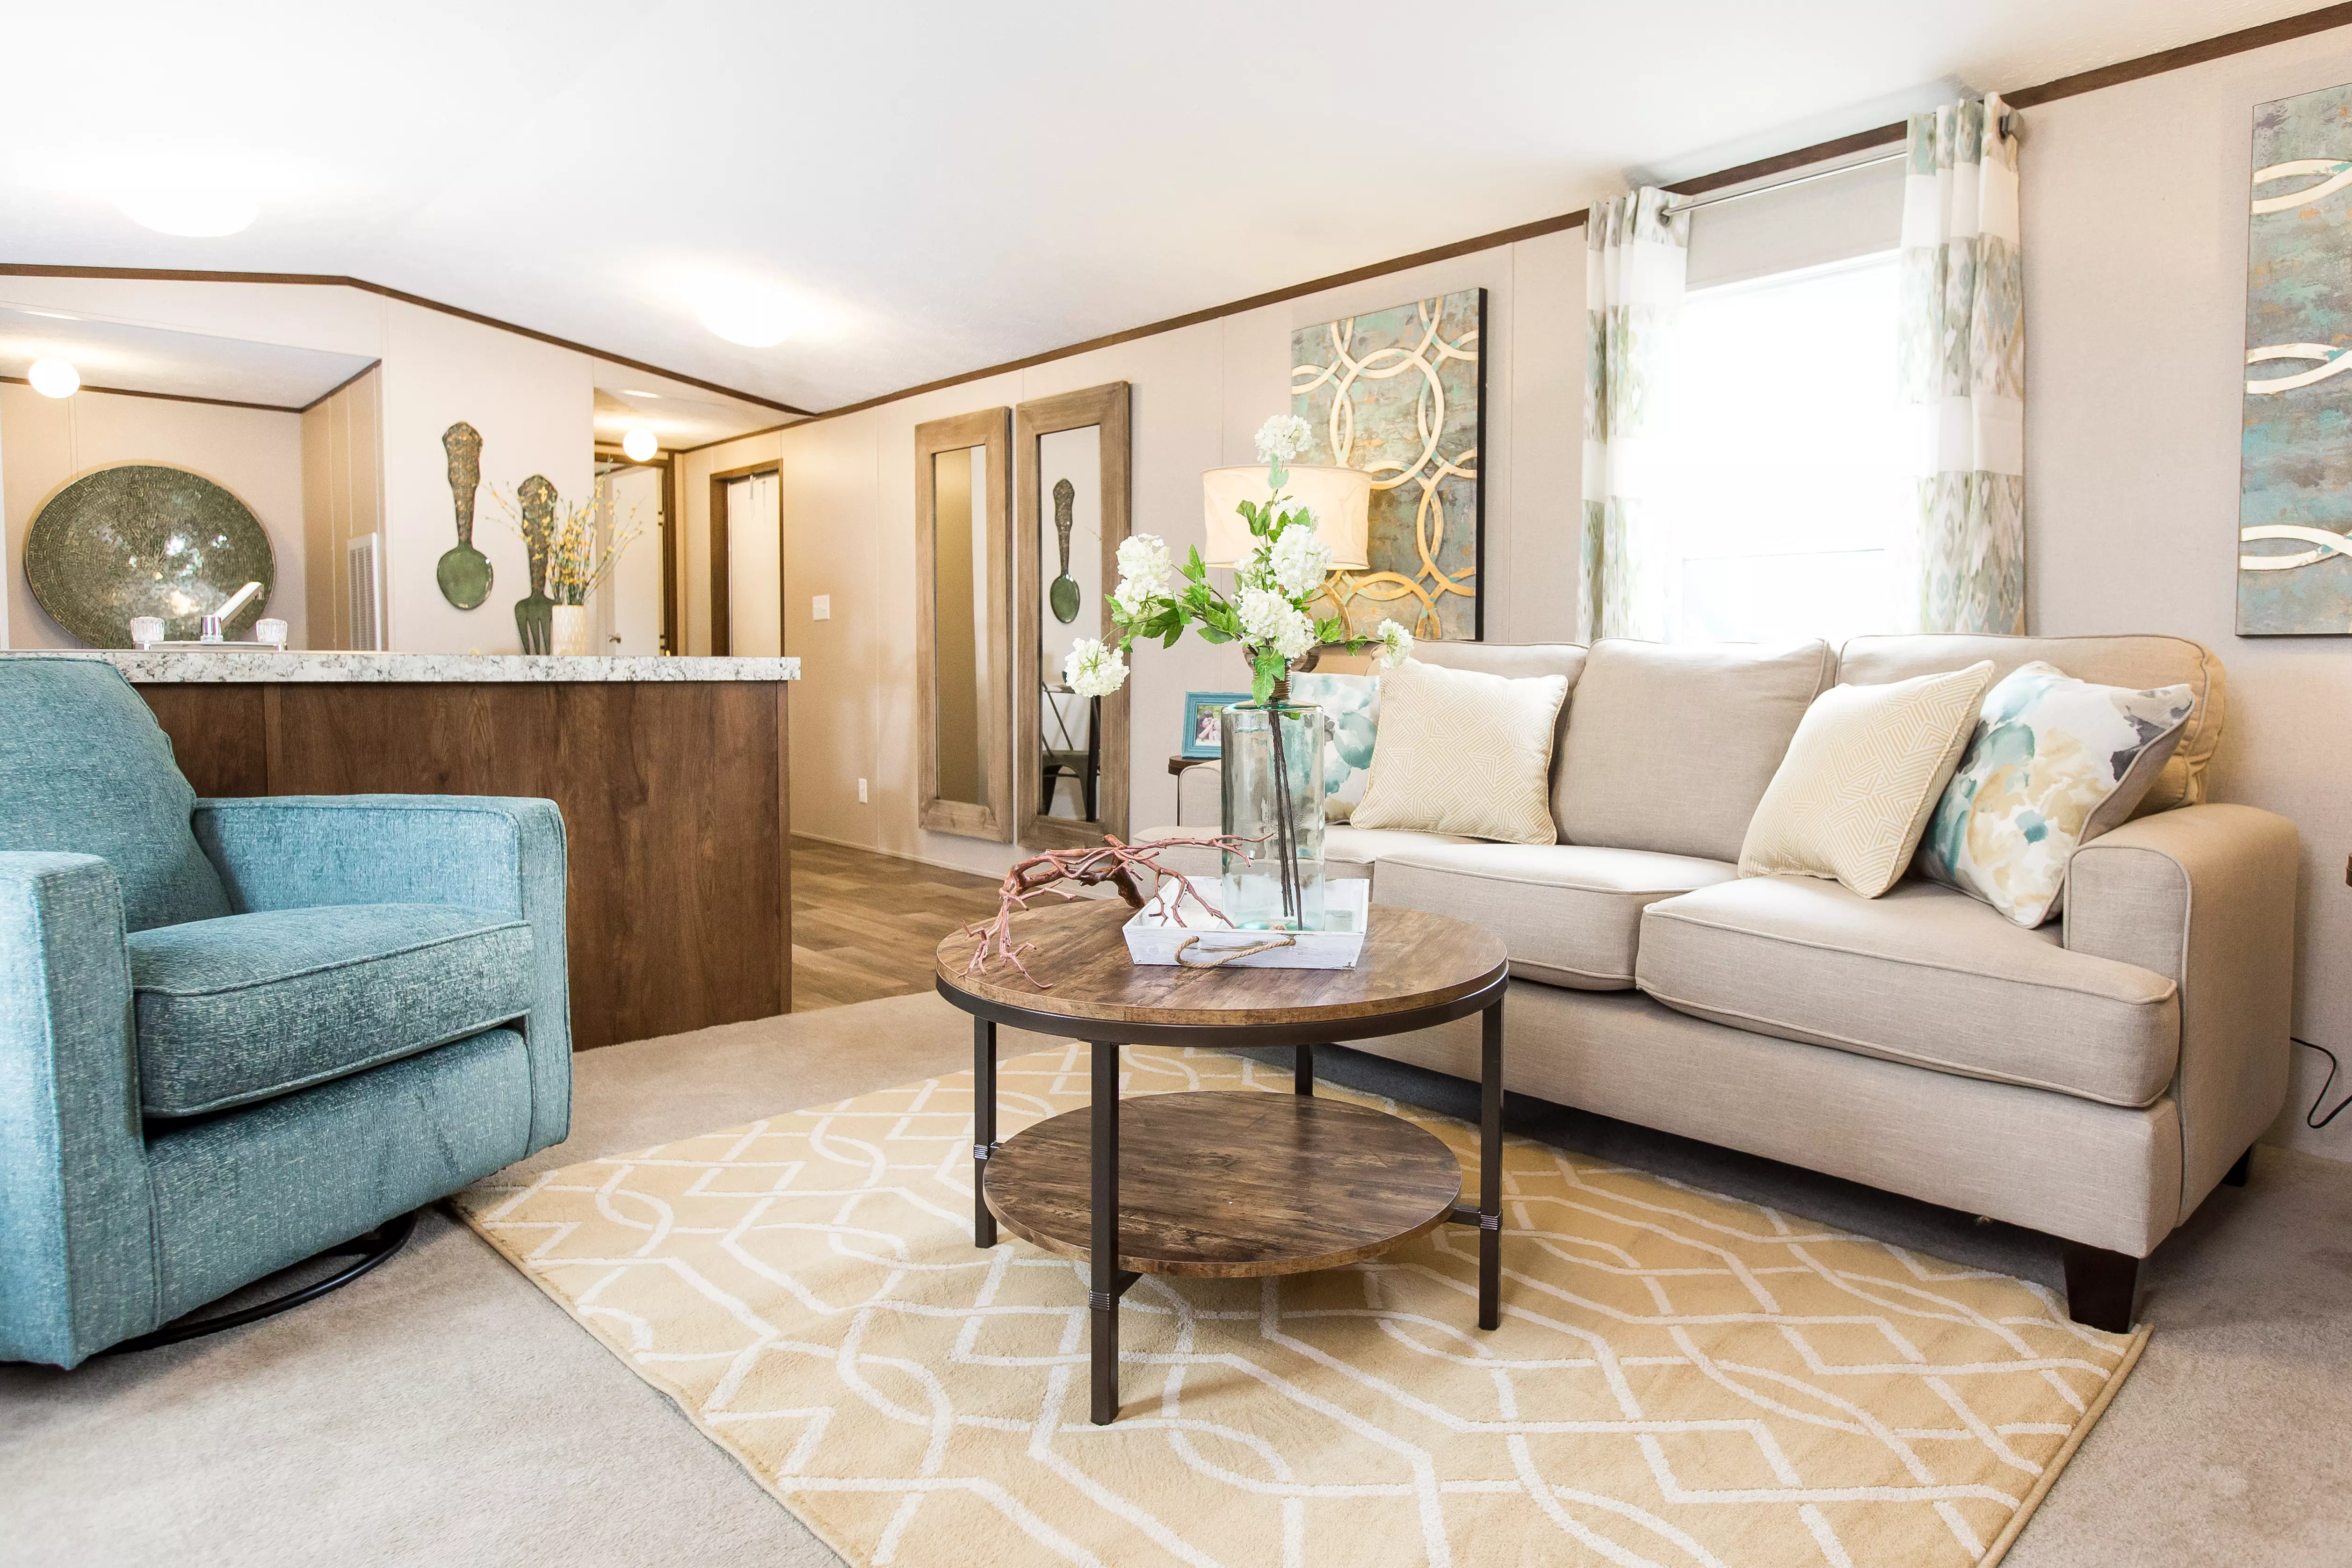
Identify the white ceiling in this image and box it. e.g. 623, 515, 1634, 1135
0, 303, 376, 408
0, 0, 2316, 413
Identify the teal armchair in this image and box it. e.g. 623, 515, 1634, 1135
0, 657, 571, 1367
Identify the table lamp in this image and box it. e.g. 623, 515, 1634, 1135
1200, 464, 1372, 571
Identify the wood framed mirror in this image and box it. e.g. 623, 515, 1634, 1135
1015, 382, 1131, 850
915, 408, 1013, 841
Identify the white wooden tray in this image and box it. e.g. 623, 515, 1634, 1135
1122, 878, 1368, 970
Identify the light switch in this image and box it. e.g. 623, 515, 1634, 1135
857, 777, 868, 803
811, 594, 831, 621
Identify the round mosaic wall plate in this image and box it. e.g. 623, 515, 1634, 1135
24, 464, 275, 647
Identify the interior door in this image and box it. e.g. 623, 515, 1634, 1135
725, 470, 782, 658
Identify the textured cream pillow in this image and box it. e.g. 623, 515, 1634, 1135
1737, 660, 1994, 898
1348, 658, 1570, 845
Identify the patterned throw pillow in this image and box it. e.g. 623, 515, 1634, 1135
1349, 659, 1571, 845
1288, 671, 1379, 822
1918, 661, 2196, 927
1738, 662, 1994, 898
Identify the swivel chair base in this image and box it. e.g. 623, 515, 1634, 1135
102, 1210, 417, 1355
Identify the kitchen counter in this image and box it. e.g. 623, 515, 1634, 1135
7, 649, 798, 683
29, 647, 801, 1048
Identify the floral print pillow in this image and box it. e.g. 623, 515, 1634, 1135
1289, 672, 1380, 821
1919, 662, 2196, 927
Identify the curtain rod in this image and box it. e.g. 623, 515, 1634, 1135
1666, 111, 2016, 217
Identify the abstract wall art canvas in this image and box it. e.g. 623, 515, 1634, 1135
2240, 81, 2352, 634
1291, 289, 1484, 641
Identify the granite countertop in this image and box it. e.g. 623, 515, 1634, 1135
1, 649, 800, 683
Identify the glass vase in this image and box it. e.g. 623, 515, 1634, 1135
1218, 701, 1326, 931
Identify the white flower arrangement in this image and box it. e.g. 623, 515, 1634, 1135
1091, 412, 1417, 704
1253, 413, 1312, 465
1062, 637, 1127, 699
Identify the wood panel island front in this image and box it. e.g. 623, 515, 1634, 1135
27, 650, 800, 1050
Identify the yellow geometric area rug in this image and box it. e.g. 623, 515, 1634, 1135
455, 1043, 2145, 1568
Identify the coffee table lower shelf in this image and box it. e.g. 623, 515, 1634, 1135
981, 1080, 1501, 1426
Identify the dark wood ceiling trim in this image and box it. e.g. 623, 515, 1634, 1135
0, 374, 303, 414
2005, 1, 2352, 108
790, 0, 2352, 425
670, 418, 804, 456
0, 263, 814, 417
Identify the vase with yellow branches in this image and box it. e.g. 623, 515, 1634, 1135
490, 477, 648, 656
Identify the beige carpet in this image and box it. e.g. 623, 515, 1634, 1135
457, 1041, 2143, 1568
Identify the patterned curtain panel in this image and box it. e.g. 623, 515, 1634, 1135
1897, 94, 2025, 635
1582, 188, 1688, 642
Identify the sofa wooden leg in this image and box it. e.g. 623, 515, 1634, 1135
2222, 1146, 2253, 1187
2060, 1241, 2142, 1333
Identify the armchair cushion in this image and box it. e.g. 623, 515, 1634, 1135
127, 904, 534, 1119
0, 657, 229, 932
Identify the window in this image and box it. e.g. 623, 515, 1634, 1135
1648, 251, 1907, 643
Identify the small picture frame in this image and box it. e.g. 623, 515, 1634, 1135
1180, 691, 1252, 759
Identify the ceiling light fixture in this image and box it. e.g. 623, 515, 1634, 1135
694, 280, 805, 348
622, 427, 658, 462
117, 169, 258, 237
619, 389, 662, 399
27, 357, 80, 398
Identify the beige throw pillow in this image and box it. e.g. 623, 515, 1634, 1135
1737, 661, 1995, 898
1348, 658, 1570, 845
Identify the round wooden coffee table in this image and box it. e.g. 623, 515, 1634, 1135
934, 899, 1509, 1425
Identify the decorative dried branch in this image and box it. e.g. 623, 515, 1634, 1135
961, 832, 1264, 987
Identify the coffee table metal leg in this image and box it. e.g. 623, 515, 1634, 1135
974, 1018, 997, 1249
1479, 996, 1504, 1331
1295, 1042, 1315, 1095
1091, 1040, 1122, 1424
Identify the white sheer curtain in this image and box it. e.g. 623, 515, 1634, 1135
1581, 188, 1688, 642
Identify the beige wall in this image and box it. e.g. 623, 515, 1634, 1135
0, 279, 596, 655
300, 366, 383, 650
750, 231, 1585, 877
2025, 31, 2352, 1160
2, 385, 307, 648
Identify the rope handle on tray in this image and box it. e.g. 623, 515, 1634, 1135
1172, 933, 1297, 968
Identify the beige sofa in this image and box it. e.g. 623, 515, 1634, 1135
1146, 634, 2296, 1330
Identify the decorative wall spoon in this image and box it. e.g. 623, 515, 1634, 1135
437, 423, 492, 610
1049, 477, 1080, 624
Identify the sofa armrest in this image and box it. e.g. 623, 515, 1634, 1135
0, 853, 157, 1366
192, 795, 572, 1151
2066, 802, 2297, 1212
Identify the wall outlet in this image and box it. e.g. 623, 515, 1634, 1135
811, 593, 831, 621
857, 777, 868, 803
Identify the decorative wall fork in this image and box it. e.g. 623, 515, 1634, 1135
514, 474, 556, 654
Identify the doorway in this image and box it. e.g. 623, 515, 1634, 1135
709, 462, 782, 656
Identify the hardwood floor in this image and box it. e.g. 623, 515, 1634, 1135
791, 835, 1006, 1011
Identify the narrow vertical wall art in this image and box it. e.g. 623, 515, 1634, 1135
2240, 81, 2352, 633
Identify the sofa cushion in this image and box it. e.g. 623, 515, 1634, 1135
1737, 661, 1992, 898
1836, 633, 2225, 817
0, 656, 230, 932
1411, 641, 1589, 838
1379, 843, 1739, 990
127, 903, 536, 1118
1135, 822, 1476, 890
1556, 638, 1836, 863
1351, 658, 1571, 845
1636, 877, 2179, 1106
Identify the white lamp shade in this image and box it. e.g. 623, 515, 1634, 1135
1201, 464, 1371, 570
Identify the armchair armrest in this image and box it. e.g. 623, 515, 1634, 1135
2066, 802, 2298, 1211
0, 853, 157, 1367
192, 796, 572, 1151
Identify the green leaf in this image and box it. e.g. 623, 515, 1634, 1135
1196, 625, 1234, 644
1183, 547, 1207, 583
1315, 616, 1346, 645
1161, 624, 1185, 649
1266, 458, 1288, 491
1250, 661, 1278, 705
